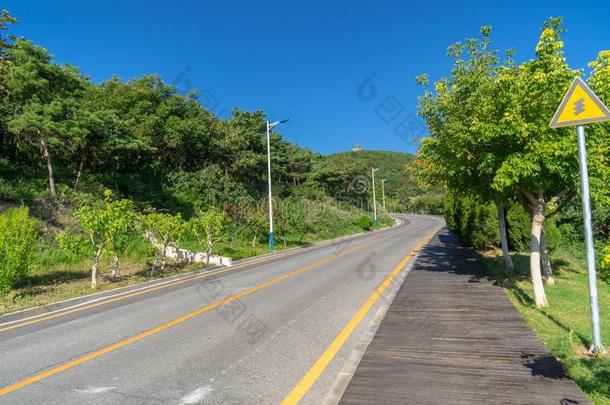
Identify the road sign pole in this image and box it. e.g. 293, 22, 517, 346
576, 125, 605, 354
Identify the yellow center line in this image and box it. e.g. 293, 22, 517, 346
279, 227, 441, 405
0, 227, 401, 334
0, 231, 398, 397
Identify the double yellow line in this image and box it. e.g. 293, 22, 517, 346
0, 230, 402, 397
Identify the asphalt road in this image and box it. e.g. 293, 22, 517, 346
0, 215, 441, 405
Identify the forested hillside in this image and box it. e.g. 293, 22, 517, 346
319, 150, 443, 214
0, 10, 433, 311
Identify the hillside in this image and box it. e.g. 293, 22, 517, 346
316, 150, 442, 213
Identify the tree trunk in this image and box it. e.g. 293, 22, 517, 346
497, 202, 514, 272
91, 248, 102, 288
530, 200, 548, 307
252, 232, 257, 248
150, 259, 158, 276
161, 243, 168, 271
40, 139, 56, 198
111, 255, 119, 279
73, 148, 87, 190
540, 228, 555, 285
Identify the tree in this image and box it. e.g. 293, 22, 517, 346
0, 207, 38, 294
490, 18, 579, 306
74, 204, 110, 288
72, 190, 138, 287
189, 207, 227, 265
4, 39, 88, 198
416, 26, 515, 271
244, 206, 267, 247
104, 191, 138, 279
141, 212, 187, 273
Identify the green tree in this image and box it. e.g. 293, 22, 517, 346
141, 212, 187, 273
244, 206, 267, 247
490, 18, 580, 306
104, 191, 138, 279
4, 39, 89, 198
72, 190, 138, 287
189, 207, 227, 264
416, 26, 516, 271
74, 204, 110, 288
0, 207, 38, 294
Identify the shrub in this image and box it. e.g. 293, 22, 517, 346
506, 204, 531, 251
443, 190, 498, 249
0, 207, 38, 293
356, 215, 373, 231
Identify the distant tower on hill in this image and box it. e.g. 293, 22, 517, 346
352, 144, 362, 152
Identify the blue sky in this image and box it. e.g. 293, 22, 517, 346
5, 0, 610, 155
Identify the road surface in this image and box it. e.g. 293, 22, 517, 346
0, 215, 441, 404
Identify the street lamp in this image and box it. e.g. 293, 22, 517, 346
371, 167, 379, 224
266, 119, 289, 252
381, 178, 388, 212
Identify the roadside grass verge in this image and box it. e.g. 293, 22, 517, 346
0, 215, 393, 316
480, 249, 610, 405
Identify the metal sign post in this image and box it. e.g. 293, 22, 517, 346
576, 125, 603, 353
550, 77, 610, 354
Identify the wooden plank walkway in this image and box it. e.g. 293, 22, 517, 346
340, 228, 591, 405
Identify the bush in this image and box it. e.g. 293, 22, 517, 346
407, 192, 444, 215
506, 204, 531, 251
443, 190, 498, 249
356, 215, 373, 231
0, 207, 38, 293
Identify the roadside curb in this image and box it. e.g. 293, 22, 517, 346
0, 215, 408, 325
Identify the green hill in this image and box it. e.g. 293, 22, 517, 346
312, 149, 442, 214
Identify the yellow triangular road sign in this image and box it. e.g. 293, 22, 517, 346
550, 77, 610, 128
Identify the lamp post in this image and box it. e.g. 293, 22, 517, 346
381, 178, 388, 212
266, 119, 289, 252
371, 167, 379, 225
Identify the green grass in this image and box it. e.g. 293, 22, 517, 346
1, 211, 393, 315
0, 235, 202, 314
482, 249, 610, 404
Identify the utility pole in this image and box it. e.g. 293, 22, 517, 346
371, 167, 379, 224
381, 178, 388, 211
265, 119, 289, 251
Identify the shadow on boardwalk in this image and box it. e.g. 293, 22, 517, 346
339, 228, 590, 405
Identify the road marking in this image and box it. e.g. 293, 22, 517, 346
280, 227, 440, 405
0, 225, 404, 334
180, 386, 212, 404
0, 232, 396, 397
73, 386, 115, 394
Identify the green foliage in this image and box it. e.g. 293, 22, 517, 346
444, 190, 498, 249
0, 207, 38, 293
602, 244, 610, 281
104, 191, 138, 270
312, 150, 433, 212
69, 190, 139, 283
356, 215, 373, 231
506, 204, 531, 251
406, 192, 444, 215
189, 207, 227, 260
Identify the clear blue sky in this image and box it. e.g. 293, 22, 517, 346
5, 0, 610, 155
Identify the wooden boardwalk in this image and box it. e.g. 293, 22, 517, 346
340, 229, 591, 405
